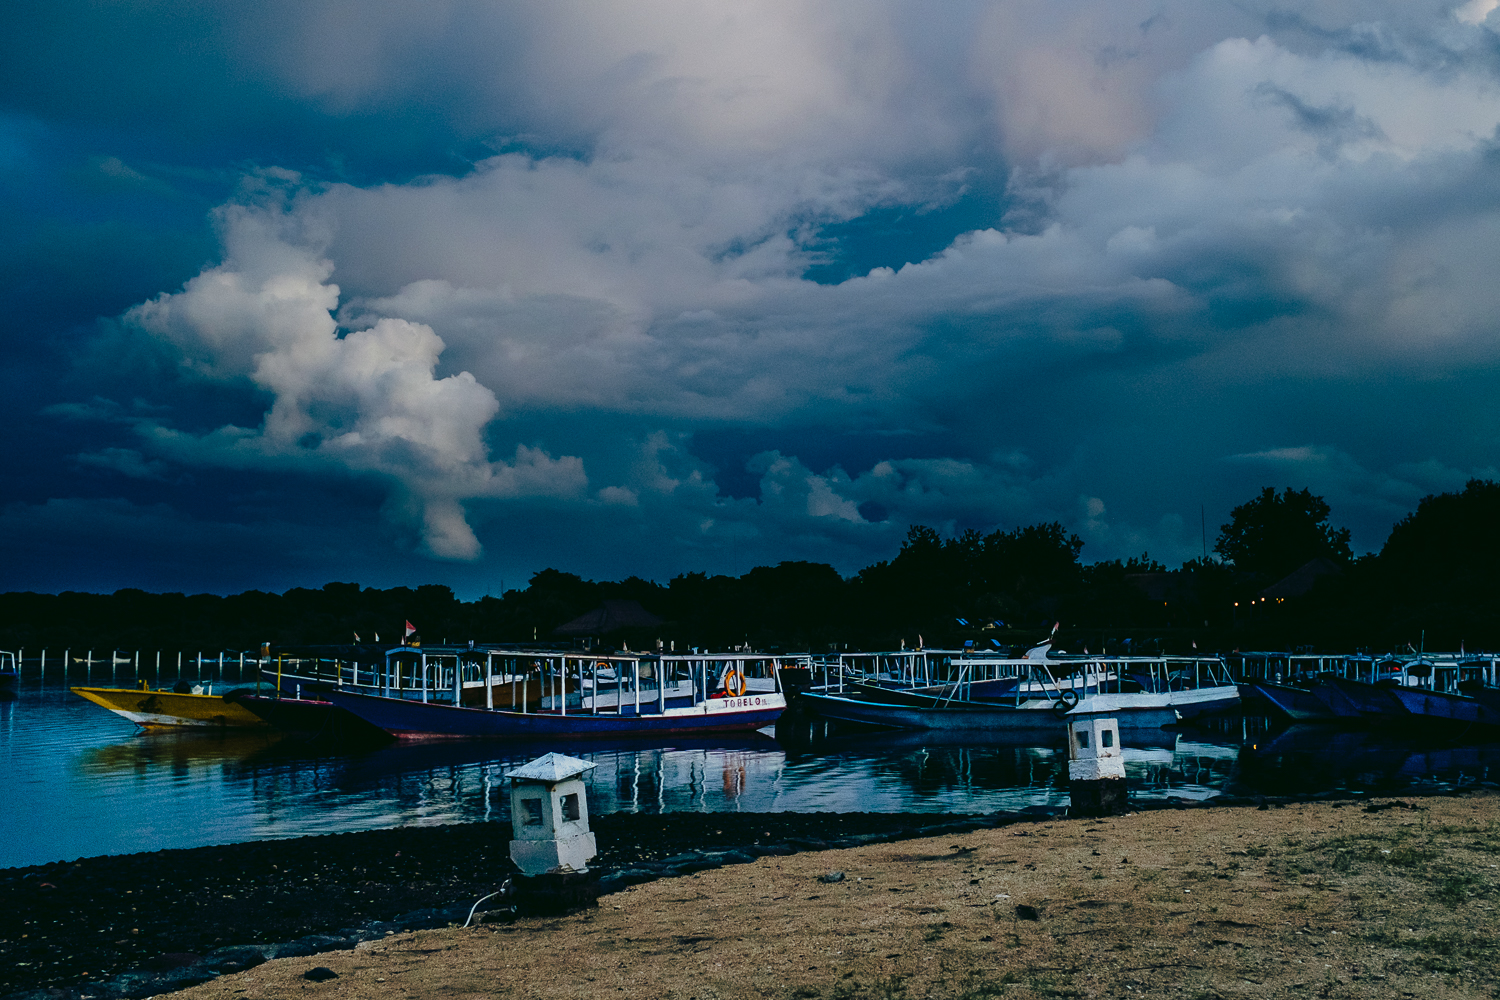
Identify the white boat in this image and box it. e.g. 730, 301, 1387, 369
803, 650, 1239, 732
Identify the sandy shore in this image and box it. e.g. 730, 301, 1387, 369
170, 792, 1500, 1000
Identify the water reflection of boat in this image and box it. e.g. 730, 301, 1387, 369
300, 731, 783, 780
80, 728, 292, 774
72, 684, 268, 728
1235, 723, 1500, 796
776, 714, 1181, 752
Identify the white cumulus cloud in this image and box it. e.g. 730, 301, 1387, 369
124, 199, 587, 559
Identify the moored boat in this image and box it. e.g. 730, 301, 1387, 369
0, 650, 18, 690
228, 692, 394, 741
1312, 675, 1407, 720
322, 651, 796, 739
813, 651, 1237, 730
71, 682, 268, 728
1247, 681, 1338, 722
797, 690, 1177, 736
1385, 685, 1500, 730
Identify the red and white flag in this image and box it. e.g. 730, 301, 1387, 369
404, 620, 416, 637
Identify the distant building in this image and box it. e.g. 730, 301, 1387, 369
553, 599, 665, 637
1258, 557, 1344, 599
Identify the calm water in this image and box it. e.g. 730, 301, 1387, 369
3, 682, 1499, 870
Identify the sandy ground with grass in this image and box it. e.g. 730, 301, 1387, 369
173, 793, 1500, 999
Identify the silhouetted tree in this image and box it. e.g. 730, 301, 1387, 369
1214, 487, 1351, 580
1375, 479, 1500, 647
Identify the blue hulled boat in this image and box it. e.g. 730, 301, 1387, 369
321, 649, 794, 739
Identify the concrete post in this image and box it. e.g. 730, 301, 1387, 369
1067, 713, 1128, 817
507, 753, 598, 875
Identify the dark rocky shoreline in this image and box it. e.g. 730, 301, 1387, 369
0, 812, 1004, 1000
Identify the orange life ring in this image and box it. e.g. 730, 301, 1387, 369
722, 670, 747, 697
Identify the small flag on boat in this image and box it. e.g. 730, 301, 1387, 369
405, 620, 416, 637
354, 632, 361, 642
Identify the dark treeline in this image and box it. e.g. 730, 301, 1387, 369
3, 480, 1499, 655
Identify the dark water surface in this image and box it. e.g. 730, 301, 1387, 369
3, 683, 1499, 870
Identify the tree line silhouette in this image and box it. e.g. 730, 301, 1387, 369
3, 479, 1498, 654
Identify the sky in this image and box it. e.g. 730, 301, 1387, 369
4, 0, 1500, 598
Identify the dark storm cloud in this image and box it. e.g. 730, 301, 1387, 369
8, 0, 1500, 594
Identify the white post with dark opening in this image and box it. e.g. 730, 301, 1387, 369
1067, 713, 1127, 817
506, 752, 598, 875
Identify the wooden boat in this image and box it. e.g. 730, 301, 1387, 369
322, 652, 796, 739
798, 691, 1067, 736
822, 652, 1237, 728
1246, 682, 1338, 721
228, 692, 394, 741
71, 682, 269, 728
798, 691, 1175, 736
1311, 675, 1406, 720
1385, 686, 1500, 729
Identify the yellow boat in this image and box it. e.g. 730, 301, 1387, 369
71, 682, 269, 729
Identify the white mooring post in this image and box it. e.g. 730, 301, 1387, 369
1066, 713, 1128, 817
506, 753, 598, 875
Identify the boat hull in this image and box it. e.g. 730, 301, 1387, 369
1313, 677, 1406, 720
801, 692, 1063, 734
71, 686, 269, 728
799, 692, 1174, 735
324, 689, 785, 739
1247, 682, 1337, 721
1386, 687, 1500, 729
232, 694, 394, 741
1163, 684, 1242, 719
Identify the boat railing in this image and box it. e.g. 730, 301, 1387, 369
364, 649, 807, 715
819, 651, 1236, 701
